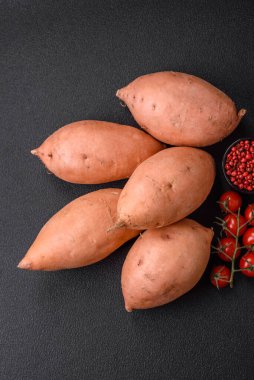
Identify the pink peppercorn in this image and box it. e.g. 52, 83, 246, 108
225, 139, 254, 192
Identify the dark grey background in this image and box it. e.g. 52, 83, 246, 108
1, 1, 254, 379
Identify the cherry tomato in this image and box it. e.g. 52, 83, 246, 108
210, 265, 231, 288
219, 191, 242, 213
239, 252, 254, 277
244, 204, 254, 226
223, 214, 247, 237
216, 237, 240, 262
242, 228, 254, 248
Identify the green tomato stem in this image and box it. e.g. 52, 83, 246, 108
229, 208, 241, 288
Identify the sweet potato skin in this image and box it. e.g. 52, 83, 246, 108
116, 147, 216, 230
122, 219, 213, 311
18, 189, 140, 271
32, 120, 164, 184
116, 71, 246, 147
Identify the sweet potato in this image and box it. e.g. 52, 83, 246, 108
18, 189, 140, 271
115, 147, 215, 230
31, 120, 164, 184
122, 219, 213, 311
116, 71, 246, 147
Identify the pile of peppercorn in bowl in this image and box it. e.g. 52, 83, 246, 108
223, 139, 254, 194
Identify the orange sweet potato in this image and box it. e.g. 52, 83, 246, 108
122, 219, 213, 311
18, 189, 140, 271
115, 147, 215, 230
31, 120, 164, 184
116, 71, 246, 147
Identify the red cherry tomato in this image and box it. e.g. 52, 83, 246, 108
210, 265, 231, 288
244, 204, 254, 226
219, 191, 242, 213
223, 214, 247, 237
216, 237, 240, 262
239, 252, 254, 277
242, 228, 254, 247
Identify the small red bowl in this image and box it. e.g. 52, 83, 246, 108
222, 138, 254, 195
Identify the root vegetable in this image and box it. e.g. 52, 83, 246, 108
18, 189, 140, 271
122, 219, 213, 311
31, 120, 164, 184
116, 71, 246, 147
115, 147, 216, 230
